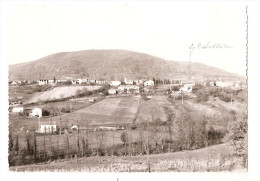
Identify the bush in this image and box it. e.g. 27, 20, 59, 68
42, 110, 50, 116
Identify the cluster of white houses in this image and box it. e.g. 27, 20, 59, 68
12, 107, 42, 117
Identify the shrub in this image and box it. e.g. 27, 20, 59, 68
42, 110, 50, 116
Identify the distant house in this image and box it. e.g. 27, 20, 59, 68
48, 79, 56, 85
171, 80, 183, 86
11, 81, 18, 86
144, 80, 154, 87
82, 78, 89, 83
108, 89, 117, 95
30, 107, 42, 117
38, 79, 49, 85
12, 107, 23, 113
124, 77, 134, 85
39, 123, 57, 133
180, 84, 193, 93
118, 85, 139, 93
89, 99, 95, 102
110, 81, 121, 87
77, 79, 83, 84
209, 81, 215, 86
134, 80, 143, 85
216, 81, 233, 88
71, 80, 77, 85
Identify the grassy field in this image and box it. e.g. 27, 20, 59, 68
9, 143, 246, 172
27, 85, 102, 103
41, 96, 140, 127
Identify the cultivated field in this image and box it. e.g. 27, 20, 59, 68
41, 96, 140, 127
27, 85, 102, 103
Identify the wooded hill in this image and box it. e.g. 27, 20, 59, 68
9, 49, 244, 81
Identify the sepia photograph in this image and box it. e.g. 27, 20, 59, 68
0, 0, 259, 181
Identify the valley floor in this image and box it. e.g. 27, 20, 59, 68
10, 143, 246, 172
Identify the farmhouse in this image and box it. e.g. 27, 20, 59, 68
171, 80, 183, 86
180, 84, 193, 93
124, 77, 134, 85
216, 81, 233, 88
39, 123, 57, 133
71, 80, 77, 85
118, 85, 139, 93
38, 79, 48, 85
209, 81, 215, 86
108, 89, 117, 95
110, 81, 121, 87
30, 107, 42, 117
134, 80, 143, 85
48, 79, 56, 85
144, 80, 154, 87
11, 81, 18, 86
12, 107, 23, 113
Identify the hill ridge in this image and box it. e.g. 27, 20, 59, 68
9, 49, 244, 81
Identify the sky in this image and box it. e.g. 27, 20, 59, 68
6, 1, 247, 75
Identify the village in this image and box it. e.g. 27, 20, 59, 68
9, 75, 245, 134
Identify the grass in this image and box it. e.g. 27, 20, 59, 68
27, 85, 102, 104
9, 143, 247, 172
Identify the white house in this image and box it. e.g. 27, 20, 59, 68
108, 89, 117, 95
38, 79, 49, 85
82, 78, 89, 83
180, 84, 193, 93
30, 107, 42, 117
118, 85, 139, 93
171, 80, 183, 86
209, 81, 215, 86
144, 80, 154, 87
12, 107, 24, 113
39, 124, 57, 133
110, 81, 121, 87
71, 80, 77, 85
124, 77, 134, 85
11, 81, 18, 86
77, 79, 83, 84
48, 79, 56, 85
216, 81, 233, 88
134, 80, 143, 85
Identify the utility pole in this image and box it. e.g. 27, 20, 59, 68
231, 90, 233, 105
77, 119, 80, 156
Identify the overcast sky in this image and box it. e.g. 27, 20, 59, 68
7, 1, 247, 75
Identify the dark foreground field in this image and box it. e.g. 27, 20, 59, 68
10, 143, 246, 172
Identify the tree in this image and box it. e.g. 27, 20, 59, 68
42, 110, 50, 116
121, 132, 128, 145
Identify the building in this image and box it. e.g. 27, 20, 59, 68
77, 79, 83, 84
171, 80, 183, 86
71, 80, 77, 85
11, 81, 18, 86
108, 89, 117, 95
216, 81, 233, 88
39, 124, 57, 133
38, 79, 49, 85
144, 80, 154, 87
124, 77, 134, 85
30, 107, 42, 117
209, 81, 215, 86
180, 84, 193, 93
48, 79, 56, 85
134, 80, 143, 85
118, 85, 139, 93
110, 81, 121, 87
12, 107, 23, 113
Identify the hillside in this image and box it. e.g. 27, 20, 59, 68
9, 49, 244, 81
